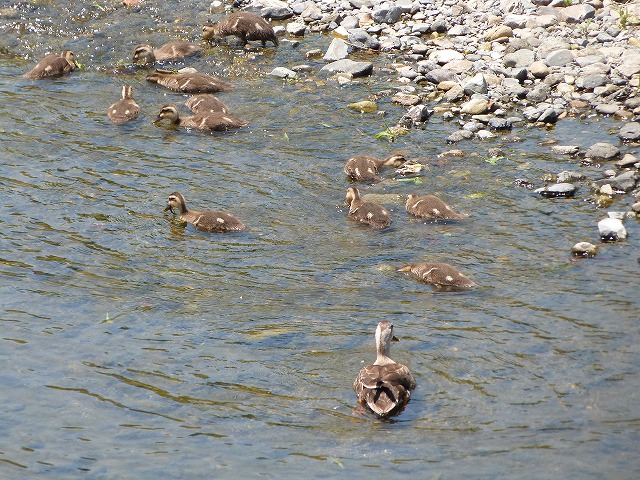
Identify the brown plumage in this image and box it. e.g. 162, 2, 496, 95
405, 194, 468, 220
154, 104, 247, 131
132, 42, 202, 65
164, 191, 246, 232
24, 51, 77, 79
203, 11, 279, 47
397, 262, 477, 289
146, 69, 234, 94
107, 85, 139, 123
353, 321, 416, 419
185, 94, 230, 114
344, 154, 407, 182
344, 187, 392, 229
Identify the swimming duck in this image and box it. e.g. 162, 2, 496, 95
405, 194, 468, 220
24, 51, 77, 79
164, 191, 246, 232
353, 321, 416, 419
107, 85, 139, 123
132, 42, 202, 65
154, 104, 247, 131
203, 11, 279, 47
397, 262, 477, 289
146, 69, 234, 93
345, 187, 392, 229
344, 154, 407, 182
185, 94, 230, 114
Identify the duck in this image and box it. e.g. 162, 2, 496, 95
164, 191, 246, 232
107, 85, 139, 123
203, 11, 279, 47
132, 41, 202, 65
397, 262, 477, 289
344, 187, 392, 229
146, 69, 234, 93
24, 51, 77, 79
185, 94, 230, 115
154, 104, 247, 131
344, 153, 407, 182
353, 321, 416, 419
405, 194, 468, 220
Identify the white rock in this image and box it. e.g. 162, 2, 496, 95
598, 217, 627, 241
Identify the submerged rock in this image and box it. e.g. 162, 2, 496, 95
572, 242, 597, 257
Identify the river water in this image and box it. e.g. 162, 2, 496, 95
1, 1, 639, 478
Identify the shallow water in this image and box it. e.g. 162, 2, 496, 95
1, 1, 639, 478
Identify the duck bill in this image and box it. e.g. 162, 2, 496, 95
164, 205, 174, 213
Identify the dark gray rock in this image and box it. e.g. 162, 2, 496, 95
349, 29, 381, 50
261, 6, 294, 19
535, 183, 577, 197
619, 122, 640, 141
372, 5, 403, 24
487, 117, 512, 130
425, 68, 458, 83
585, 142, 620, 160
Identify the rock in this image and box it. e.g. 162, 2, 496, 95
425, 68, 458, 83
476, 130, 496, 140
544, 49, 574, 67
595, 104, 621, 115
530, 61, 550, 78
557, 171, 585, 183
402, 104, 432, 123
578, 74, 608, 90
599, 184, 614, 195
430, 49, 464, 65
268, 67, 297, 78
585, 142, 620, 160
371, 5, 403, 24
348, 29, 380, 50
616, 154, 638, 168
319, 59, 373, 77
618, 122, 640, 141
598, 217, 627, 241
442, 84, 465, 102
286, 22, 307, 36
261, 6, 294, 20
551, 145, 580, 155
537, 107, 559, 124
323, 38, 350, 61
485, 25, 513, 41
632, 202, 640, 214
392, 93, 421, 106
503, 49, 535, 68
447, 130, 474, 143
535, 183, 577, 197
560, 4, 596, 23
463, 73, 488, 95
487, 118, 512, 130
609, 171, 639, 192
526, 85, 550, 103
347, 100, 378, 113
460, 97, 490, 115
572, 242, 597, 257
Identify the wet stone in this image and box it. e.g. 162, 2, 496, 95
618, 122, 640, 141
535, 183, 577, 197
572, 241, 598, 257
557, 171, 585, 183
598, 217, 627, 241
551, 145, 580, 155
585, 142, 620, 160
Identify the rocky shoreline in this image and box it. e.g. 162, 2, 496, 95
235, 0, 640, 251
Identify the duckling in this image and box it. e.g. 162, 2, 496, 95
203, 11, 279, 47
344, 153, 407, 182
146, 69, 234, 93
397, 262, 477, 289
164, 191, 246, 232
185, 94, 230, 115
107, 85, 139, 123
405, 194, 468, 220
24, 51, 77, 79
132, 42, 202, 65
345, 187, 392, 229
154, 104, 247, 131
353, 321, 416, 419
